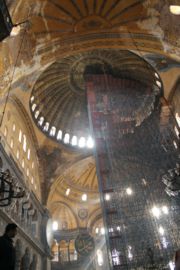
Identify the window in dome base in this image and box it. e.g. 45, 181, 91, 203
38, 117, 44, 126
50, 126, 56, 137
44, 122, 49, 132
79, 137, 86, 148
57, 130, 63, 140
64, 133, 70, 144
71, 136, 77, 146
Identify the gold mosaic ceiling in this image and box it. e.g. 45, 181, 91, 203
48, 156, 99, 203
5, 0, 180, 59
30, 0, 180, 49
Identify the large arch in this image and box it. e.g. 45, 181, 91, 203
49, 201, 79, 229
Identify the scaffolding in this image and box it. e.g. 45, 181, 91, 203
87, 73, 180, 270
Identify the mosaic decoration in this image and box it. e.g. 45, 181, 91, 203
78, 208, 88, 220
75, 233, 95, 257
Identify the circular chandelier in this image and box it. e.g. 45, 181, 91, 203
162, 164, 180, 198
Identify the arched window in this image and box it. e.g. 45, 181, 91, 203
64, 133, 70, 144
12, 123, 16, 132
175, 112, 180, 127
156, 80, 161, 87
32, 162, 34, 169
86, 136, 94, 148
35, 110, 40, 119
31, 177, 34, 184
27, 149, 31, 160
19, 130, 22, 142
155, 72, 159, 79
50, 126, 56, 136
16, 149, 20, 159
97, 249, 104, 266
78, 137, 86, 148
65, 188, 70, 196
22, 159, 25, 168
52, 221, 58, 231
38, 117, 44, 126
112, 249, 120, 266
32, 104, 37, 112
23, 135, 27, 152
30, 96, 34, 103
27, 168, 29, 177
174, 126, 179, 137
71, 136, 77, 146
4, 126, 7, 137
43, 122, 49, 132
82, 193, 87, 201
173, 140, 178, 149
57, 130, 62, 140
10, 138, 14, 148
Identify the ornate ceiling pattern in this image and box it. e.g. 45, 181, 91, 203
30, 49, 162, 146
49, 157, 98, 200
32, 0, 179, 47
26, 0, 180, 60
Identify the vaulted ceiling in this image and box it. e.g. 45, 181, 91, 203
0, 0, 180, 229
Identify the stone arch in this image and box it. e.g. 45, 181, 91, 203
32, 209, 38, 221
51, 240, 59, 262
8, 96, 43, 201
20, 247, 31, 270
29, 254, 37, 270
15, 239, 22, 270
87, 207, 103, 231
69, 239, 77, 262
50, 201, 79, 229
59, 240, 69, 263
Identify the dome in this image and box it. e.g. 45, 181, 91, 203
48, 157, 99, 205
30, 49, 162, 148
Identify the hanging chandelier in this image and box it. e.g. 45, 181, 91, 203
162, 164, 180, 198
0, 169, 25, 207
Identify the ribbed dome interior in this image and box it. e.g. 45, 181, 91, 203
30, 49, 162, 148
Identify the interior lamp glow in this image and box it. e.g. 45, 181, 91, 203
126, 188, 133, 195
162, 206, 169, 214
151, 206, 160, 218
169, 5, 180, 15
